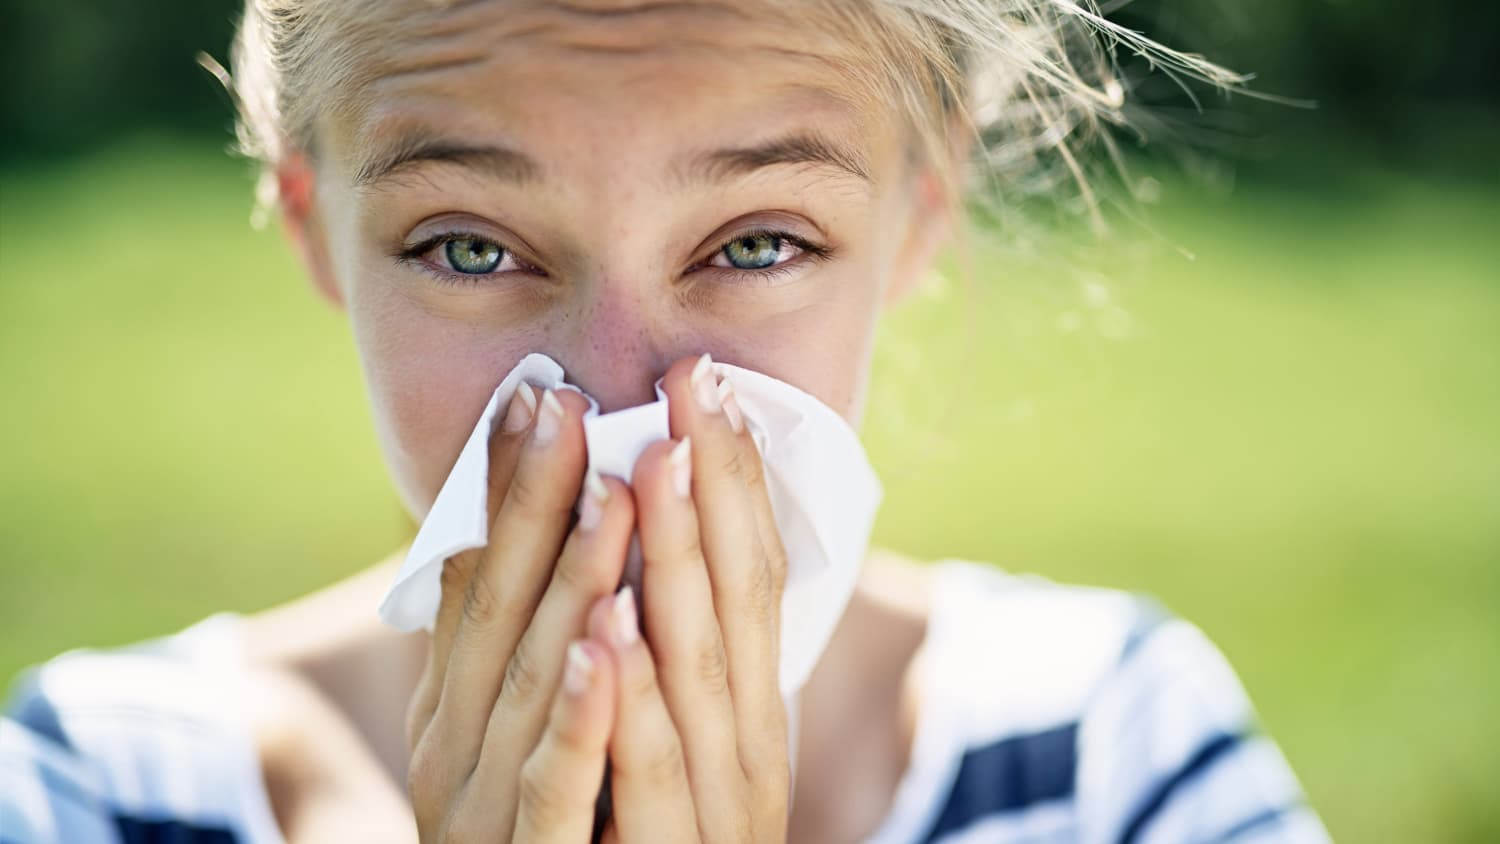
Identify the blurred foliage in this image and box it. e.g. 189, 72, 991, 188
0, 0, 1496, 164
2, 137, 1497, 842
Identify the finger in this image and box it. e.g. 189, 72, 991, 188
673, 355, 788, 601
510, 640, 615, 843
586, 590, 697, 843
425, 387, 593, 790
465, 474, 635, 830
719, 374, 789, 602
715, 373, 793, 807
634, 436, 751, 841
670, 357, 792, 830
408, 381, 540, 751
662, 355, 787, 763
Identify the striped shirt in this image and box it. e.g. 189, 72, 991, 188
1, 560, 1331, 843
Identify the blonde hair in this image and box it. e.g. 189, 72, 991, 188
205, 0, 1252, 245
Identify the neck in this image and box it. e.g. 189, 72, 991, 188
247, 545, 933, 839
244, 547, 428, 788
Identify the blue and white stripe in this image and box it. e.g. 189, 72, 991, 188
1, 563, 1330, 843
868, 560, 1329, 844
2, 614, 283, 843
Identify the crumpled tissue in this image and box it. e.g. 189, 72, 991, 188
377, 353, 881, 697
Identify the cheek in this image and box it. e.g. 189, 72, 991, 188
346, 275, 546, 520
710, 256, 888, 427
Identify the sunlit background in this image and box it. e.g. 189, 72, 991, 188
1, 2, 1496, 841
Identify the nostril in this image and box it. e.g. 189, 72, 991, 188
569, 376, 663, 414
547, 357, 663, 414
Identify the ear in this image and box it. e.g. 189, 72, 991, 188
882, 163, 956, 307
275, 151, 345, 309
883, 122, 973, 308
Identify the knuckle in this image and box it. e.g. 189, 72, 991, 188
504, 469, 542, 513
501, 639, 545, 706
552, 548, 602, 596
747, 751, 790, 811
620, 659, 658, 704
744, 558, 777, 626
459, 569, 504, 631
670, 529, 704, 565
765, 543, 789, 594
506, 467, 570, 523
518, 754, 567, 824
739, 448, 768, 490
439, 553, 478, 599
696, 637, 730, 694
717, 444, 745, 479
643, 740, 687, 788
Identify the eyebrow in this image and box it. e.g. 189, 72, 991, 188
351, 127, 872, 192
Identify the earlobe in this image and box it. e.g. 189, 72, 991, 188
275, 152, 346, 309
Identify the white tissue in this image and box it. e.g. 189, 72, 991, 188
377, 353, 882, 697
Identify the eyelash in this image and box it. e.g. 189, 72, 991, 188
391, 227, 833, 288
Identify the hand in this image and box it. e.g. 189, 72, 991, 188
404, 382, 638, 842
585, 354, 792, 843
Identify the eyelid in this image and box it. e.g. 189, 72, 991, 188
392, 229, 542, 285
389, 222, 835, 288
695, 227, 833, 281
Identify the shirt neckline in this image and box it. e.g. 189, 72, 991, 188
858, 558, 982, 844
198, 561, 991, 844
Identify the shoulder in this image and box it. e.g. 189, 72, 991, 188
897, 559, 1331, 844
1, 614, 286, 844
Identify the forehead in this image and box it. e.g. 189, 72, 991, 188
318, 0, 899, 190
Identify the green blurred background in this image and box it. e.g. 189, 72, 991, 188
1, 2, 1496, 841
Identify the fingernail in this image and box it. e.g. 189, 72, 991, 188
611, 586, 639, 647
669, 437, 692, 499
501, 383, 536, 433
717, 378, 744, 434
578, 470, 608, 531
564, 641, 595, 696
691, 353, 721, 414
534, 388, 564, 445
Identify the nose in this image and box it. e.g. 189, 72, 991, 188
554, 279, 671, 413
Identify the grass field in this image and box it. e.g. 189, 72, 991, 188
2, 135, 1497, 841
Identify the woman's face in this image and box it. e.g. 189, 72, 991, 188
281, 0, 952, 520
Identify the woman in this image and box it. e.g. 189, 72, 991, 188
1, 1, 1330, 841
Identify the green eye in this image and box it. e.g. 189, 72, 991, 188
444, 237, 503, 274
722, 233, 781, 270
